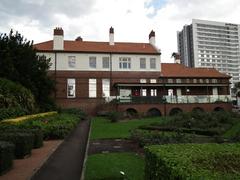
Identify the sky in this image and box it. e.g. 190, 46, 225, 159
0, 0, 240, 62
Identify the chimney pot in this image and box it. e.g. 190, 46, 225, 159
109, 27, 114, 45
54, 27, 64, 36
75, 36, 83, 41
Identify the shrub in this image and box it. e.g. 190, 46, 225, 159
0, 107, 27, 121
0, 78, 36, 114
61, 108, 87, 120
145, 143, 240, 180
0, 124, 43, 148
107, 111, 122, 123
0, 132, 34, 159
0, 141, 15, 175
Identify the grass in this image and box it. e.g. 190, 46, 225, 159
90, 116, 167, 140
224, 121, 240, 138
85, 152, 145, 180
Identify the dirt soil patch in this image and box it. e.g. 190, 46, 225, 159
88, 139, 143, 155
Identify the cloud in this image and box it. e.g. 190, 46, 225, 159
1, 0, 240, 62
0, 0, 95, 26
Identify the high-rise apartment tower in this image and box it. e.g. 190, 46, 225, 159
177, 19, 240, 87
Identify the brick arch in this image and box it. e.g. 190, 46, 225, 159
213, 107, 225, 112
126, 108, 138, 117
147, 108, 162, 116
169, 108, 183, 116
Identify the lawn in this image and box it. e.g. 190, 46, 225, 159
85, 152, 145, 180
90, 116, 167, 140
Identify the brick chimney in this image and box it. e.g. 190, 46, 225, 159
53, 27, 64, 50
109, 27, 114, 45
149, 30, 155, 46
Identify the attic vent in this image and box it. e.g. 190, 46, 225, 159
75, 36, 83, 41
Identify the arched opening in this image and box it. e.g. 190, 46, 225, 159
192, 107, 204, 113
126, 108, 138, 118
214, 107, 224, 112
169, 108, 183, 116
147, 108, 162, 117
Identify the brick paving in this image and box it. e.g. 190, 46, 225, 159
0, 140, 62, 180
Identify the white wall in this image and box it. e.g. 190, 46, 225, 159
37, 52, 161, 72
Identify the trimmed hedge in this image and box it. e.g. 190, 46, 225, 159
0, 141, 15, 175
0, 133, 34, 159
0, 125, 43, 149
145, 143, 240, 180
1, 111, 57, 123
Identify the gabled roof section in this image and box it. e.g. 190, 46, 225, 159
34, 40, 160, 54
161, 63, 230, 78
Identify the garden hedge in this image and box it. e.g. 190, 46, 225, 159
145, 143, 240, 180
0, 132, 34, 159
0, 141, 15, 175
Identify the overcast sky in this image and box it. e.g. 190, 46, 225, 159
1, 0, 240, 62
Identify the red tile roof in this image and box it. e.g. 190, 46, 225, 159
161, 63, 230, 78
34, 40, 160, 54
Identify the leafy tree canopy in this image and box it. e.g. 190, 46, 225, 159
0, 30, 55, 111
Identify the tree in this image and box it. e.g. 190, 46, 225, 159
0, 30, 55, 111
233, 82, 240, 97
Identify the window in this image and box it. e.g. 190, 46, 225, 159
89, 79, 97, 98
199, 79, 203, 83
102, 57, 110, 69
141, 89, 147, 96
176, 79, 182, 83
140, 79, 147, 83
150, 58, 156, 69
68, 56, 76, 68
151, 89, 157, 96
205, 79, 209, 83
186, 79, 190, 83
212, 79, 218, 83
150, 79, 157, 83
193, 79, 197, 83
89, 57, 96, 68
119, 57, 131, 69
67, 79, 76, 98
140, 58, 146, 69
168, 79, 173, 83
102, 79, 110, 97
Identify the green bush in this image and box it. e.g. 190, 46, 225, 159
0, 78, 36, 114
60, 108, 87, 120
0, 125, 43, 149
18, 113, 80, 140
107, 111, 122, 123
0, 141, 15, 175
0, 107, 27, 121
145, 143, 240, 180
0, 132, 34, 159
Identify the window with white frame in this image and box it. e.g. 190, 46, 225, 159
119, 57, 131, 69
140, 79, 147, 83
102, 79, 110, 97
68, 56, 76, 68
150, 58, 156, 69
140, 58, 146, 69
141, 89, 147, 96
89, 56, 96, 68
89, 79, 97, 98
168, 78, 173, 83
102, 57, 110, 69
151, 89, 157, 96
67, 79, 76, 98
150, 79, 157, 83
176, 79, 182, 83
193, 79, 197, 83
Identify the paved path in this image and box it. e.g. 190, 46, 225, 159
31, 119, 90, 180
